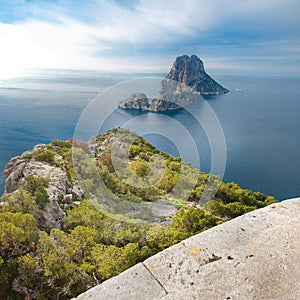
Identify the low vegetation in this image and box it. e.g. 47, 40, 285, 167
0, 128, 277, 299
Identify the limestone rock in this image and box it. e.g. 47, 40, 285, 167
149, 99, 181, 112
166, 54, 229, 95
1, 144, 82, 230
72, 182, 85, 201
118, 93, 149, 110
22, 161, 72, 201
33, 143, 47, 152
4, 158, 27, 193
42, 199, 66, 230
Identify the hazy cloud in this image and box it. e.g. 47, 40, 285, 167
0, 0, 299, 74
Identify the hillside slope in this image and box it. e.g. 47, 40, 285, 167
0, 128, 276, 299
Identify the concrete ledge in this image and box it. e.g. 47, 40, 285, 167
76, 263, 167, 300
76, 198, 300, 300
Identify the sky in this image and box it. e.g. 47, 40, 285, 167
0, 0, 299, 76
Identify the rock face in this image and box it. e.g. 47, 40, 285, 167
149, 98, 181, 112
1, 144, 82, 230
3, 144, 47, 193
118, 55, 228, 112
166, 55, 229, 95
118, 93, 181, 112
118, 93, 149, 110
75, 198, 300, 300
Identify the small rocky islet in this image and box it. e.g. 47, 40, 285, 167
118, 55, 229, 112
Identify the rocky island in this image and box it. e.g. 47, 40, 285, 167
118, 92, 182, 112
118, 55, 229, 112
166, 54, 229, 95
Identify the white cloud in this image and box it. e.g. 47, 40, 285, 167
0, 0, 299, 75
0, 19, 107, 74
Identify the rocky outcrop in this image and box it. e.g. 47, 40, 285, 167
118, 94, 182, 112
1, 144, 82, 230
3, 157, 27, 193
166, 54, 229, 95
118, 93, 150, 110
3, 144, 47, 193
22, 161, 73, 201
75, 198, 300, 300
118, 55, 228, 112
148, 98, 181, 112
118, 83, 198, 112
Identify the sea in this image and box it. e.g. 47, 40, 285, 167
0, 70, 300, 201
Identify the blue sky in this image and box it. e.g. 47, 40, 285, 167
0, 0, 299, 76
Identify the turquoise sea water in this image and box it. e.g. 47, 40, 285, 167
0, 71, 299, 200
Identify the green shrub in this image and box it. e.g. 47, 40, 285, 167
24, 175, 50, 209
33, 148, 56, 165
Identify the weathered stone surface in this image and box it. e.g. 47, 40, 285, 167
145, 199, 300, 299
43, 199, 66, 229
72, 182, 85, 201
75, 198, 300, 300
166, 54, 229, 95
3, 156, 23, 176
118, 93, 150, 110
22, 161, 72, 202
21, 161, 72, 229
32, 143, 47, 152
4, 160, 27, 193
75, 263, 167, 300
2, 145, 76, 230
3, 144, 47, 193
63, 194, 73, 203
149, 98, 181, 112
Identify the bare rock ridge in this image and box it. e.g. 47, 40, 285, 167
166, 54, 229, 95
75, 198, 300, 300
118, 55, 229, 112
